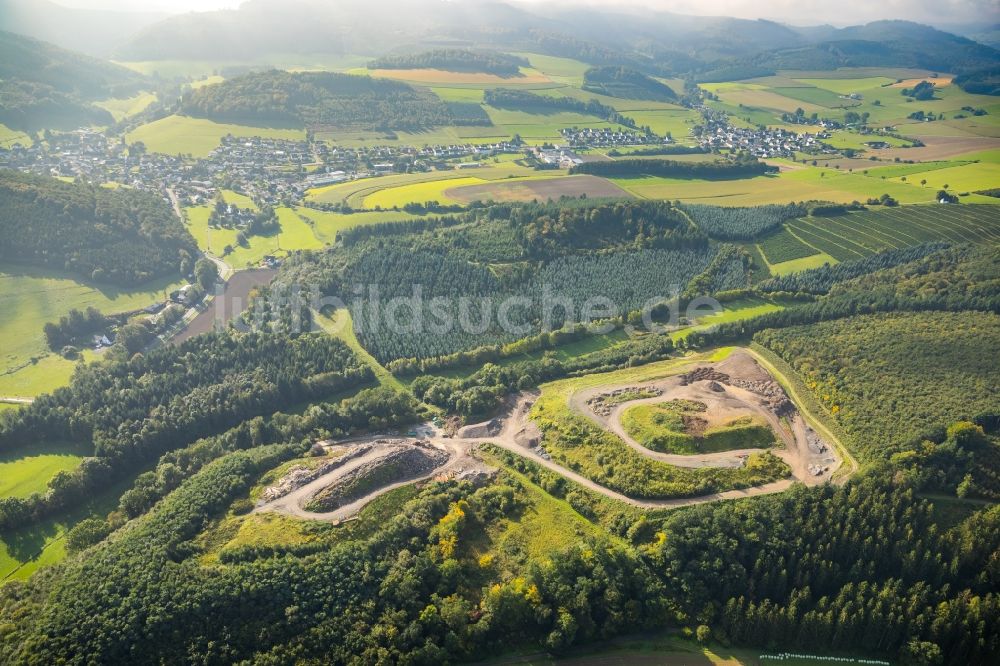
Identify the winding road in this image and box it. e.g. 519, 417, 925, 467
258, 348, 852, 522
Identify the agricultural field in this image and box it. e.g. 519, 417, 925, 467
220, 189, 259, 211
0, 473, 136, 582
94, 92, 157, 122
364, 176, 486, 208
0, 441, 87, 499
783, 204, 1000, 262
294, 208, 423, 244
358, 67, 553, 85
307, 163, 538, 209
671, 298, 788, 342
307, 170, 491, 207
0, 265, 182, 397
126, 115, 307, 157
0, 124, 30, 149
757, 226, 822, 264
444, 174, 631, 204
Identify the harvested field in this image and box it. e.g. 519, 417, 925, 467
445, 174, 632, 203
868, 136, 1000, 161
171, 269, 276, 344
889, 75, 954, 88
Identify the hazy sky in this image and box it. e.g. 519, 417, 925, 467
52, 0, 1000, 26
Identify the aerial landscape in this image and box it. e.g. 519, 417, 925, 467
0, 0, 998, 663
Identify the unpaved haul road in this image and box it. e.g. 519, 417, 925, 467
461, 393, 797, 510
259, 348, 850, 521
255, 445, 449, 522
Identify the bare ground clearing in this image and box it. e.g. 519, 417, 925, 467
257, 349, 847, 522
172, 269, 276, 344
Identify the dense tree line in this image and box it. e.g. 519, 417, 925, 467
570, 157, 776, 179
680, 203, 807, 240
582, 66, 677, 101
0, 79, 113, 131
110, 385, 419, 521
276, 200, 720, 362
686, 244, 1000, 351
0, 170, 197, 284
607, 145, 708, 157
953, 66, 1000, 96
181, 70, 456, 130
755, 310, 999, 461
409, 334, 676, 416
43, 307, 113, 351
0, 330, 373, 530
367, 49, 528, 76
0, 30, 146, 101
2, 444, 995, 664
483, 88, 637, 127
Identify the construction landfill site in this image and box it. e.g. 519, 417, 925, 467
254, 349, 845, 522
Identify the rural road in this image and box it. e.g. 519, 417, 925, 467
168, 187, 233, 280
463, 392, 798, 511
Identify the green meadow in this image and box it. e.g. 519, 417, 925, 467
0, 124, 31, 148
0, 265, 183, 397
184, 205, 324, 268
126, 115, 306, 157
94, 92, 157, 122
0, 441, 88, 499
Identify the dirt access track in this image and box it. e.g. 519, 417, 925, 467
571, 350, 840, 481
257, 348, 853, 522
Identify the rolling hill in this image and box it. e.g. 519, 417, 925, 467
0, 0, 165, 57
0, 31, 149, 131
180, 70, 466, 130
110, 0, 999, 80
582, 66, 676, 101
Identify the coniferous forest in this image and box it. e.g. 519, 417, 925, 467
1, 4, 999, 664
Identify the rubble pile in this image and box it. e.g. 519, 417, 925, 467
261, 444, 372, 502
587, 386, 663, 416
679, 367, 730, 386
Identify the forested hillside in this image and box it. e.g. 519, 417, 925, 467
0, 329, 373, 530
954, 65, 1000, 95
582, 66, 677, 101
726, 21, 1000, 78
273, 200, 735, 362
0, 451, 995, 663
0, 31, 145, 99
483, 88, 636, 126
0, 170, 197, 284
180, 70, 472, 130
368, 49, 528, 76
0, 30, 146, 130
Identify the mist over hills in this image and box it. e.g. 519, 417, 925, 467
0, 0, 165, 57
103, 0, 1000, 79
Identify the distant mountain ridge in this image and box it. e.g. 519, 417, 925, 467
0, 0, 166, 57
102, 0, 997, 82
